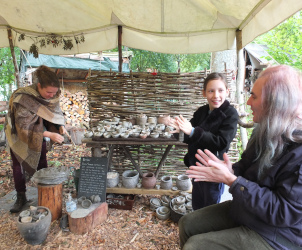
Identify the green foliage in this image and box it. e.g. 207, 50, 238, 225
174, 53, 211, 72
255, 11, 302, 70
129, 48, 210, 73
129, 49, 177, 72
0, 47, 20, 101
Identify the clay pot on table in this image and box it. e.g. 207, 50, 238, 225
142, 172, 157, 189
136, 114, 147, 127
160, 175, 173, 190
122, 170, 139, 188
176, 174, 192, 191
107, 172, 119, 188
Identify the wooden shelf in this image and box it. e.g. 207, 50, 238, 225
106, 187, 191, 196
83, 138, 187, 146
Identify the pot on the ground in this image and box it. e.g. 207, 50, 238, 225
17, 206, 51, 245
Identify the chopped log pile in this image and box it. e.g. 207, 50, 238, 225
59, 91, 90, 128
0, 101, 8, 124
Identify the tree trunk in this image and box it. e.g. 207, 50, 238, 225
38, 183, 63, 221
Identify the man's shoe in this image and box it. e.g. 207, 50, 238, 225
10, 192, 27, 213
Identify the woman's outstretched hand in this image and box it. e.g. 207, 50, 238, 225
186, 149, 237, 186
169, 117, 180, 133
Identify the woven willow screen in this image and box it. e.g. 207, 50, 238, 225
87, 70, 239, 178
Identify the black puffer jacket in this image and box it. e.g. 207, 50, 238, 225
183, 100, 238, 167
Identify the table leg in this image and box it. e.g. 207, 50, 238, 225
107, 145, 115, 172
154, 145, 173, 179
121, 145, 143, 177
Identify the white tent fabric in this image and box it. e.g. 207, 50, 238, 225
0, 0, 302, 55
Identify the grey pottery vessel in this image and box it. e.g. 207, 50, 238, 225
176, 175, 192, 191
156, 206, 170, 220
122, 170, 139, 188
107, 172, 119, 188
160, 176, 173, 190
17, 206, 51, 245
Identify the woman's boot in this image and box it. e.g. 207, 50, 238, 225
10, 192, 27, 213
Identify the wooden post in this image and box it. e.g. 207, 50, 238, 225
38, 183, 63, 221
236, 29, 248, 150
7, 28, 21, 88
118, 26, 122, 72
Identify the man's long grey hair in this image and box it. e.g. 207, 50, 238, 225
246, 65, 302, 179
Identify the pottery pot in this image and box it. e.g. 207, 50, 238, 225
156, 206, 170, 220
142, 172, 157, 189
136, 115, 147, 127
107, 172, 119, 188
160, 176, 173, 190
122, 170, 139, 188
148, 117, 157, 124
17, 206, 51, 245
176, 175, 192, 191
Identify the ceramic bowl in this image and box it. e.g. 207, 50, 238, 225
150, 197, 162, 211
82, 199, 92, 209
84, 131, 93, 138
20, 210, 31, 218
175, 196, 186, 205
103, 132, 111, 138
121, 133, 130, 138
163, 132, 172, 138
156, 207, 170, 220
157, 206, 170, 215
94, 132, 103, 137
77, 196, 86, 204
111, 132, 120, 138
140, 133, 148, 139
130, 132, 140, 138
185, 193, 192, 202
185, 201, 193, 210
21, 216, 33, 223
150, 132, 159, 138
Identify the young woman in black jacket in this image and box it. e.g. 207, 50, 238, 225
170, 72, 238, 210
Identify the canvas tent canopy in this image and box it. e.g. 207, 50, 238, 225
0, 0, 302, 55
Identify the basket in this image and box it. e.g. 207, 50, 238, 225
106, 194, 135, 210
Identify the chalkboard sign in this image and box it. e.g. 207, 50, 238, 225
78, 157, 108, 203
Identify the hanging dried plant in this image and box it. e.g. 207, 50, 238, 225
29, 44, 39, 58
74, 34, 85, 44
18, 33, 25, 42
39, 38, 46, 48
15, 30, 85, 58
80, 35, 85, 43
63, 39, 73, 50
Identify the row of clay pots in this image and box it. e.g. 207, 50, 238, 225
107, 170, 192, 191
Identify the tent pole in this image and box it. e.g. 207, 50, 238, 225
118, 26, 122, 73
236, 29, 248, 150
7, 28, 21, 88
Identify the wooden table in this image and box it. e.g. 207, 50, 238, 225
83, 137, 186, 178
82, 138, 188, 195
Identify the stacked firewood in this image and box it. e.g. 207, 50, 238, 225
0, 101, 8, 124
60, 91, 90, 128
